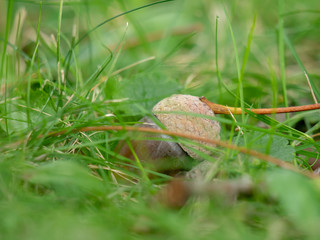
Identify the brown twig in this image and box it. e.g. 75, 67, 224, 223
46, 125, 317, 179
200, 96, 320, 115
304, 71, 318, 104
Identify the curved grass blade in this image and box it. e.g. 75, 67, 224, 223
64, 0, 174, 74
284, 34, 320, 100
244, 109, 313, 141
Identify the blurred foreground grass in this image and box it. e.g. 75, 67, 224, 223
1, 0, 320, 239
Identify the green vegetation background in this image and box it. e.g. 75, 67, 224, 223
0, 0, 320, 239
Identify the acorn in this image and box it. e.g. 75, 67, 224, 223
152, 94, 220, 160
115, 94, 221, 174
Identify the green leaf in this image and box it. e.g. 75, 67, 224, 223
266, 170, 320, 237
109, 72, 181, 115
238, 132, 295, 162
0, 110, 28, 134
28, 161, 105, 197
0, 90, 56, 134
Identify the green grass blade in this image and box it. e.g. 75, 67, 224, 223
239, 14, 256, 125
0, 0, 13, 80
278, 0, 289, 119
36, 1, 42, 82
240, 15, 256, 81
4, 57, 9, 136
26, 43, 40, 128
245, 109, 313, 141
125, 139, 151, 184
284, 34, 320, 100
215, 16, 223, 103
0, 38, 32, 62
57, 0, 63, 64
57, 0, 64, 98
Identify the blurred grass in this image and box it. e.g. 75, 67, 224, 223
1, 0, 320, 239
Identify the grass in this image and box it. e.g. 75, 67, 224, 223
1, 0, 320, 239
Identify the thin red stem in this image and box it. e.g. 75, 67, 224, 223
200, 96, 320, 115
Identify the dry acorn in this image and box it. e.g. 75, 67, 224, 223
115, 94, 221, 174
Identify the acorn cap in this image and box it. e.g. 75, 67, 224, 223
152, 94, 220, 160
